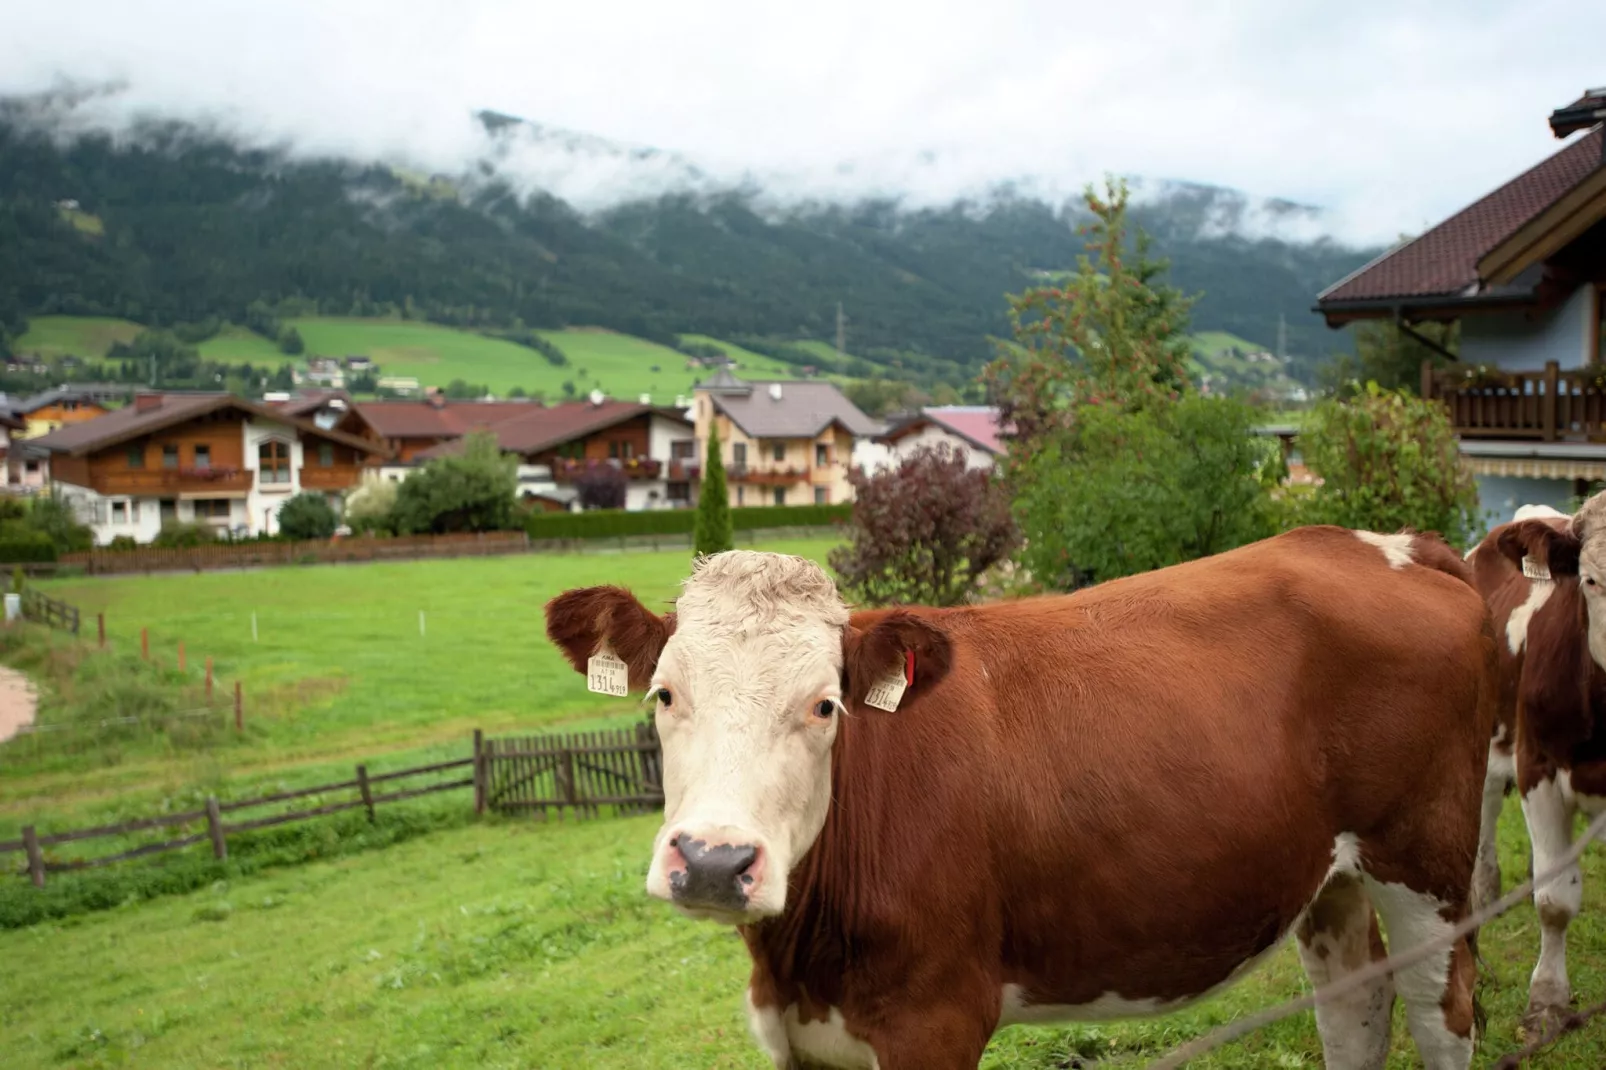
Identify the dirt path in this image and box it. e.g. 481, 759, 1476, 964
0, 664, 38, 743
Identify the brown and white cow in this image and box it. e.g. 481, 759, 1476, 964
546, 525, 1498, 1070
1468, 497, 1606, 1037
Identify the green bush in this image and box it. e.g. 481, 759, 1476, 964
0, 531, 59, 562
276, 492, 338, 540
525, 503, 850, 541
151, 521, 217, 548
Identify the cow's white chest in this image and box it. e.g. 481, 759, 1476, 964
746, 991, 879, 1069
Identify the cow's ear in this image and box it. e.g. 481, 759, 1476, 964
1495, 519, 1581, 578
544, 585, 674, 691
841, 611, 952, 711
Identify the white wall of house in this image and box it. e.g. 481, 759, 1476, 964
852, 436, 893, 475
648, 415, 694, 461
243, 418, 304, 537
1460, 283, 1598, 372
886, 424, 999, 471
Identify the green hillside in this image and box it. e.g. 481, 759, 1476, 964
13, 315, 142, 360
197, 324, 288, 363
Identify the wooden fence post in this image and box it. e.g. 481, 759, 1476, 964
356, 764, 375, 823
21, 825, 45, 889
177, 641, 186, 673
97, 612, 105, 648
205, 796, 227, 860
70, 606, 79, 636
205, 657, 214, 701
473, 729, 485, 815
140, 627, 149, 661
233, 681, 243, 732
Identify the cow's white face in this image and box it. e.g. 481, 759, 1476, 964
643, 552, 849, 923
1576, 536, 1606, 671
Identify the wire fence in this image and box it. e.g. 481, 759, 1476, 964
1144, 808, 1606, 1069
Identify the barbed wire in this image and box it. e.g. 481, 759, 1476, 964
1145, 808, 1606, 1069
1491, 998, 1606, 1069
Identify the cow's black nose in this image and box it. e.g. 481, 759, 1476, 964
670, 835, 759, 911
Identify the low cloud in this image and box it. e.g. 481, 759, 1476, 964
2, 0, 1601, 248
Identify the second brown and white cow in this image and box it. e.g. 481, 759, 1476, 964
1468, 497, 1606, 1037
546, 525, 1498, 1070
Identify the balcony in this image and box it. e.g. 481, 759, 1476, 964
299, 465, 366, 491
1424, 360, 1606, 442
91, 466, 252, 496
667, 459, 700, 481
550, 457, 663, 482
729, 465, 810, 485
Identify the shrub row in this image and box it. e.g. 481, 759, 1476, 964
524, 503, 850, 540
0, 532, 58, 562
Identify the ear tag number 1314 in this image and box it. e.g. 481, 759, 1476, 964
587, 650, 630, 697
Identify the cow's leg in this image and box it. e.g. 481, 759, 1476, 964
1518, 772, 1580, 1037
1294, 873, 1394, 1070
870, 1000, 993, 1070
1363, 876, 1476, 1070
1473, 734, 1515, 913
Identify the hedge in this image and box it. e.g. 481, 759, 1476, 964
0, 532, 59, 562
525, 504, 851, 540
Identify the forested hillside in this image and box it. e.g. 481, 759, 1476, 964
0, 95, 1379, 390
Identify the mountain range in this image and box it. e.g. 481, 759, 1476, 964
0, 91, 1383, 390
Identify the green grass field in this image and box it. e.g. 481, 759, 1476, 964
12, 315, 142, 360
196, 324, 289, 364
2, 542, 1604, 1068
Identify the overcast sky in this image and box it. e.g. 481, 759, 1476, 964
3, 0, 1602, 246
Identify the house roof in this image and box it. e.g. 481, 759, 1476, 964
26, 392, 391, 458
697, 374, 879, 439
356, 399, 539, 439
272, 389, 354, 418
1551, 87, 1606, 139
412, 401, 690, 460
1315, 126, 1605, 321
880, 406, 1007, 455
12, 386, 119, 414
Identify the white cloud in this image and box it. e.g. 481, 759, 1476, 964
1, 0, 1601, 247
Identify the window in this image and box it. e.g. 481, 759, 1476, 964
773, 487, 785, 506
670, 440, 695, 460
815, 487, 827, 505
193, 499, 231, 520
24, 461, 38, 474
126, 445, 144, 470
318, 443, 334, 467
732, 443, 747, 467
667, 481, 691, 502
111, 501, 127, 524
258, 440, 290, 484
815, 444, 828, 467
772, 442, 786, 462
608, 441, 619, 459
737, 486, 745, 506
162, 445, 179, 469
193, 445, 211, 470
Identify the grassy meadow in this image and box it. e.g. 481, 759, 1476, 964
12, 316, 142, 361
0, 539, 1601, 1068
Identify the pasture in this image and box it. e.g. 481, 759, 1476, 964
0, 780, 1601, 1067
0, 538, 1603, 1068
12, 315, 142, 361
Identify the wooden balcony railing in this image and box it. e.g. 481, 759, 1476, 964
550, 458, 663, 482
298, 466, 365, 491
1423, 360, 1606, 442
729, 465, 810, 485
90, 467, 252, 496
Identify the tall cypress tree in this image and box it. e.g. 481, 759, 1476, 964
695, 423, 734, 556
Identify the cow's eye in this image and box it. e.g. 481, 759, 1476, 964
813, 699, 836, 719
657, 688, 673, 707
1588, 577, 1598, 588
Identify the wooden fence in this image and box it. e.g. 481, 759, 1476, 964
13, 587, 81, 634
59, 530, 531, 576
1, 757, 473, 887
475, 721, 663, 818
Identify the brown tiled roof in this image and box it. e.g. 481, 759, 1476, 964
356, 400, 538, 439
412, 401, 690, 460
1317, 127, 1604, 309
28, 393, 389, 457
273, 389, 353, 417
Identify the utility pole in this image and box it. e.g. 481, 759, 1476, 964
835, 302, 846, 360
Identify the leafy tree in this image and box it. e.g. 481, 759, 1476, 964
843, 378, 926, 419
1318, 317, 1458, 398
278, 326, 305, 355
0, 489, 93, 553
695, 423, 733, 556
829, 443, 1018, 606
344, 479, 398, 535
442, 378, 489, 399
276, 492, 338, 540
1014, 396, 1281, 589
1286, 382, 1482, 549
390, 431, 517, 534
574, 464, 627, 510
508, 385, 527, 399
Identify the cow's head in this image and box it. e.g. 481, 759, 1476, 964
544, 550, 950, 924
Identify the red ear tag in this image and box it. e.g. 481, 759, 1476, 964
905, 650, 915, 687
